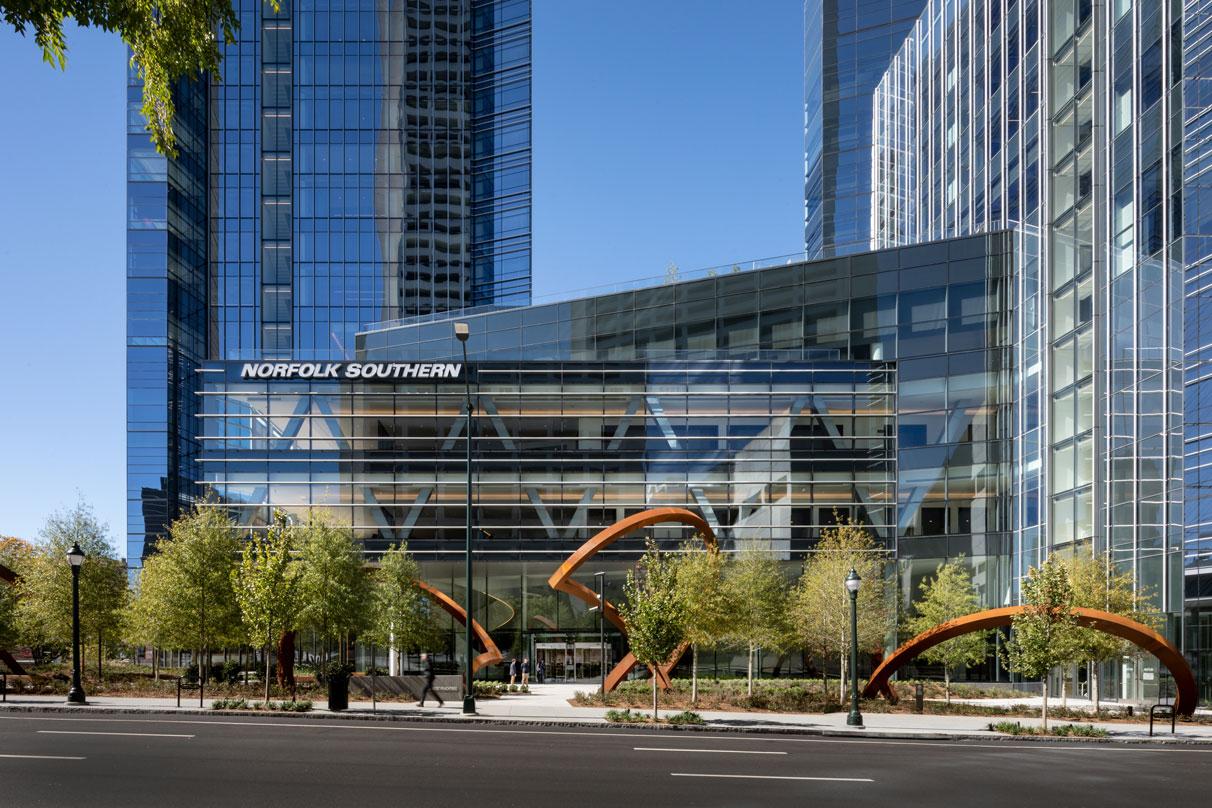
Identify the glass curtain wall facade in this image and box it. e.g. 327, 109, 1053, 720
867, 0, 1186, 696
1183, 0, 1212, 701
196, 233, 1016, 674
127, 0, 531, 562
803, 0, 928, 258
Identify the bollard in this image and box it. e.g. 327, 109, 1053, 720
372, 674, 377, 713
914, 682, 924, 714
176, 676, 181, 708
2, 671, 6, 702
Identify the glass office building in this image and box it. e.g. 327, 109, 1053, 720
195, 231, 1017, 679
803, 0, 928, 258
126, 0, 532, 564
864, 0, 1191, 697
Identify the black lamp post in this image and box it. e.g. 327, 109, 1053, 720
66, 542, 86, 704
455, 321, 477, 715
845, 567, 862, 727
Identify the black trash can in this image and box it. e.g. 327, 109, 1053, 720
327, 677, 349, 711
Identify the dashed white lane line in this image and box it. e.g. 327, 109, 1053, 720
0, 753, 86, 760
672, 773, 873, 782
37, 730, 194, 739
635, 747, 786, 755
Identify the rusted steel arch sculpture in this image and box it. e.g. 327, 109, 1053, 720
414, 579, 504, 674
861, 605, 1198, 717
0, 563, 26, 676
547, 507, 717, 692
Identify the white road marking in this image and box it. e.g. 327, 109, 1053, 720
37, 730, 194, 739
0, 715, 1206, 754
0, 753, 86, 760
635, 747, 786, 755
672, 772, 873, 782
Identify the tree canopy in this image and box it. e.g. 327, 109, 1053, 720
618, 539, 684, 719
231, 512, 300, 700
1001, 556, 1077, 729
724, 542, 792, 695
365, 542, 443, 662
1, 1, 259, 155
907, 559, 987, 702
673, 539, 730, 703
296, 511, 368, 653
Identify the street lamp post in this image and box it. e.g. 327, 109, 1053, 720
845, 568, 863, 727
66, 542, 86, 704
455, 321, 476, 715
595, 571, 606, 695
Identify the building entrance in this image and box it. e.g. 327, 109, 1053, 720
533, 640, 610, 684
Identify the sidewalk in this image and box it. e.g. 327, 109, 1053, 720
2, 684, 1210, 744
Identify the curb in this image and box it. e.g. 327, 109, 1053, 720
0, 703, 1207, 746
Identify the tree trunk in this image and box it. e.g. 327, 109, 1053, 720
152, 645, 159, 681
264, 641, 272, 703
839, 650, 846, 706
747, 644, 754, 696
944, 667, 951, 705
98, 631, 103, 679
691, 645, 698, 705
276, 631, 296, 688
1042, 677, 1049, 732
652, 674, 658, 721
1092, 664, 1100, 713
1061, 668, 1068, 710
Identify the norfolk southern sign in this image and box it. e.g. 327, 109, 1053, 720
237, 361, 463, 381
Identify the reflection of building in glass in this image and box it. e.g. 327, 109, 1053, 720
865, 1, 1188, 698
126, 0, 532, 563
803, 0, 927, 258
197, 231, 1020, 684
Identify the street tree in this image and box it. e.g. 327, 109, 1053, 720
673, 538, 730, 704
15, 502, 127, 676
124, 555, 179, 679
124, 506, 241, 680
232, 513, 300, 701
296, 511, 369, 662
617, 539, 684, 720
0, 0, 266, 155
1060, 551, 1155, 711
365, 542, 443, 669
0, 537, 31, 658
723, 543, 792, 696
1001, 556, 1078, 730
792, 516, 889, 703
907, 560, 987, 703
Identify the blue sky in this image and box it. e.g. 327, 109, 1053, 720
0, 2, 805, 551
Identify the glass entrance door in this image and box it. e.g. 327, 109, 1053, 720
534, 641, 609, 683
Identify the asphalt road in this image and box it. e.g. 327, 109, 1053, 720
0, 713, 1205, 807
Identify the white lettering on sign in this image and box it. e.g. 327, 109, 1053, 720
238, 362, 462, 381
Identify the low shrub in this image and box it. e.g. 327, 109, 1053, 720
474, 680, 509, 698
988, 720, 1108, 738
211, 698, 312, 712
605, 708, 648, 723
219, 661, 244, 685
211, 698, 247, 710
667, 710, 706, 725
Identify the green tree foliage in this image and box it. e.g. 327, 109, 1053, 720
0, 1, 264, 155
15, 502, 127, 675
724, 543, 792, 696
792, 517, 889, 702
296, 511, 368, 658
617, 540, 684, 719
907, 560, 987, 703
673, 539, 730, 703
1060, 551, 1154, 711
1001, 557, 1078, 730
365, 543, 443, 665
232, 513, 300, 700
0, 537, 31, 655
124, 506, 241, 677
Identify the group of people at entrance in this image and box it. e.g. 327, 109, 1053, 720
509, 657, 542, 685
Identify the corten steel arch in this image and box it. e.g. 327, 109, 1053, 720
547, 507, 717, 692
414, 580, 504, 674
0, 563, 26, 676
861, 605, 1198, 717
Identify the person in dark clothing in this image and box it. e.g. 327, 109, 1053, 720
536, 659, 545, 684
521, 657, 530, 686
419, 653, 444, 707
509, 657, 520, 685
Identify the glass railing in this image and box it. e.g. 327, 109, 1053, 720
360, 251, 809, 334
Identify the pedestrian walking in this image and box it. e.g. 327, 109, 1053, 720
418, 653, 444, 708
521, 657, 530, 686
509, 657, 519, 685
536, 659, 545, 684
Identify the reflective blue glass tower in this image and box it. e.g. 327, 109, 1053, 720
126, 0, 532, 564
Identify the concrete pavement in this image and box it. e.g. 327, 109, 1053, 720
3, 683, 1211, 743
